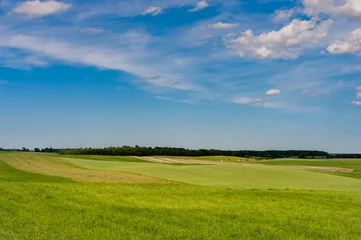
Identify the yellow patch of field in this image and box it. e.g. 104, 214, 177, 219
0, 153, 170, 184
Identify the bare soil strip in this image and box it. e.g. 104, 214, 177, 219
285, 165, 354, 173
137, 157, 353, 172
2, 154, 171, 183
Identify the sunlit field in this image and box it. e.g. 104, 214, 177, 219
1, 152, 361, 239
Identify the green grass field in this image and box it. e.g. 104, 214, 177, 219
149, 156, 361, 179
1, 153, 361, 239
62, 157, 361, 191
258, 158, 361, 179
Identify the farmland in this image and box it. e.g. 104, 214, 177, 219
1, 152, 361, 239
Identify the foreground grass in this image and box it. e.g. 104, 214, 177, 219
1, 182, 361, 240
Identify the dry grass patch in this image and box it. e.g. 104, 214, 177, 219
1, 153, 170, 184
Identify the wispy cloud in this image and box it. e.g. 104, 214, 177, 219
143, 6, 162, 16
272, 8, 296, 22
232, 96, 289, 109
13, 0, 71, 17
189, 1, 208, 12
80, 28, 104, 35
301, 89, 309, 95
351, 100, 361, 106
266, 89, 280, 96
0, 31, 198, 91
208, 22, 238, 29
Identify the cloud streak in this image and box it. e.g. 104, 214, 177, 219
0, 32, 197, 91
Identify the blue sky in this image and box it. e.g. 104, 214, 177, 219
1, 0, 361, 152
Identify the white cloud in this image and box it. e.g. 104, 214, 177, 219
351, 100, 361, 106
266, 89, 281, 96
273, 8, 295, 22
208, 22, 239, 29
80, 28, 104, 34
225, 18, 332, 59
257, 18, 332, 48
327, 28, 361, 54
332, 0, 361, 18
302, 0, 335, 16
357, 86, 361, 91
338, 0, 361, 18
303, 0, 361, 18
143, 6, 162, 16
189, 1, 208, 12
13, 0, 71, 17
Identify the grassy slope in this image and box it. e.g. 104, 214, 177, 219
259, 159, 361, 179
63, 158, 361, 191
259, 159, 361, 169
1, 176, 361, 239
0, 153, 170, 183
0, 153, 361, 239
0, 159, 73, 183
152, 156, 361, 179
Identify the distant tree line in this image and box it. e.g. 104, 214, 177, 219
330, 153, 361, 158
0, 147, 58, 153
57, 146, 330, 159
35, 148, 59, 153
0, 147, 31, 152
1, 146, 360, 158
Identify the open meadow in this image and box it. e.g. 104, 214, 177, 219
1, 152, 361, 239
